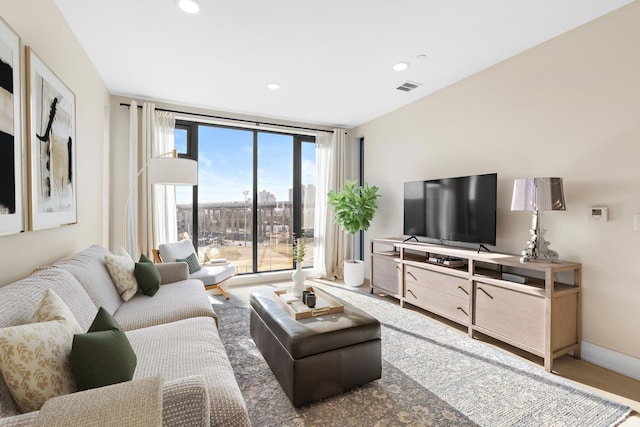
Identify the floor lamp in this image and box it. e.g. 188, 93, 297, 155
511, 177, 566, 263
123, 150, 198, 254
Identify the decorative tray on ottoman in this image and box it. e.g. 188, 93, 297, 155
274, 286, 344, 320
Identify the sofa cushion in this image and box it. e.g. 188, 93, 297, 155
135, 257, 161, 297
113, 279, 218, 331
0, 267, 96, 334
126, 317, 250, 427
71, 308, 137, 391
0, 290, 82, 413
0, 268, 97, 418
34, 376, 162, 427
54, 246, 122, 315
104, 249, 138, 301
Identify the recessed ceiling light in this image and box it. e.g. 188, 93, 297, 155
417, 54, 427, 61
177, 0, 200, 14
393, 62, 410, 71
266, 82, 281, 90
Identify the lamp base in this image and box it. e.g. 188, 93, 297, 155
520, 210, 560, 263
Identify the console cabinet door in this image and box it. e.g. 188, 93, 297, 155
474, 282, 545, 352
371, 254, 400, 296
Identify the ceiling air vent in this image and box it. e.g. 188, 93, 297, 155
396, 81, 422, 92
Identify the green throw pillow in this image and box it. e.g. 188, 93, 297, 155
70, 307, 137, 391
176, 252, 201, 274
134, 255, 161, 296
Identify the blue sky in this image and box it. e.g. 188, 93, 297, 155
175, 126, 315, 204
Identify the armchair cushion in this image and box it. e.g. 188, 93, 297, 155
176, 253, 201, 274
158, 240, 196, 263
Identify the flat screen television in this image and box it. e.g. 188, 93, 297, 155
403, 173, 497, 248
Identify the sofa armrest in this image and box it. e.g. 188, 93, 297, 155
32, 377, 163, 427
0, 412, 38, 427
156, 261, 189, 284
162, 376, 210, 427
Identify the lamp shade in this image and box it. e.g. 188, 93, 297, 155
511, 177, 565, 212
147, 157, 198, 185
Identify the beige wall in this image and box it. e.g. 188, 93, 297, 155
355, 2, 640, 373
0, 1, 110, 285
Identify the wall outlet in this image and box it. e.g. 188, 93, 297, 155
635, 213, 640, 231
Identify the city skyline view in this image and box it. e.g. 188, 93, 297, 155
175, 125, 316, 205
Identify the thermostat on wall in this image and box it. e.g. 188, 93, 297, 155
590, 206, 608, 222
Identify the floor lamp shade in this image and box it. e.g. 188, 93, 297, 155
148, 157, 198, 185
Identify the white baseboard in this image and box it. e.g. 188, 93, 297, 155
581, 341, 640, 381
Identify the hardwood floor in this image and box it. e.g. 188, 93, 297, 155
217, 280, 640, 425
553, 356, 640, 426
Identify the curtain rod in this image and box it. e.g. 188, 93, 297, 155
119, 103, 335, 134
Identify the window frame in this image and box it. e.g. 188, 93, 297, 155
176, 119, 315, 274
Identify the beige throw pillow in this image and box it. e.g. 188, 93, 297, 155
104, 248, 138, 301
0, 289, 82, 413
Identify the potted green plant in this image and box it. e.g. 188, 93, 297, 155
328, 180, 380, 286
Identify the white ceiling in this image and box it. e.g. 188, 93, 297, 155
55, 0, 633, 129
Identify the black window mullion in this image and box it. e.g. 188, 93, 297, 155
292, 137, 302, 266
252, 131, 258, 273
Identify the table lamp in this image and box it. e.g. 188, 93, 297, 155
511, 177, 566, 262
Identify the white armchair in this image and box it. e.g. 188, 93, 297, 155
156, 240, 235, 299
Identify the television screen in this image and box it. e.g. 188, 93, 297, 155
403, 173, 497, 246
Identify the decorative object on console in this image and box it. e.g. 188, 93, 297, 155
328, 180, 380, 286
511, 177, 566, 262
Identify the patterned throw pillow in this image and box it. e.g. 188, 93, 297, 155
104, 248, 138, 301
176, 252, 201, 274
0, 289, 82, 413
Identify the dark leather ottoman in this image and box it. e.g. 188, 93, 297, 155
249, 287, 381, 407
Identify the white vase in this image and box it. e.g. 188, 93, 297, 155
291, 264, 306, 297
343, 260, 365, 287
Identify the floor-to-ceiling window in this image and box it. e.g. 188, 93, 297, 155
174, 121, 315, 274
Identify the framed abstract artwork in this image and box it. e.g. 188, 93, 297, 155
26, 47, 77, 230
0, 18, 23, 236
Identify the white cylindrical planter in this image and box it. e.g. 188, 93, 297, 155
291, 264, 306, 297
343, 260, 365, 287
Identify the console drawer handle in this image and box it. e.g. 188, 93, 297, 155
407, 289, 417, 299
456, 307, 469, 316
457, 285, 469, 295
407, 271, 417, 280
395, 265, 401, 271
477, 286, 494, 299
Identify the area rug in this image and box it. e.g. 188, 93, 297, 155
214, 283, 631, 427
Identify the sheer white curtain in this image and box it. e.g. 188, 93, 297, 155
312, 128, 347, 279
125, 101, 138, 256
151, 111, 178, 248
126, 102, 177, 258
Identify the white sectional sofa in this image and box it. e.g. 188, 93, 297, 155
0, 245, 250, 427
